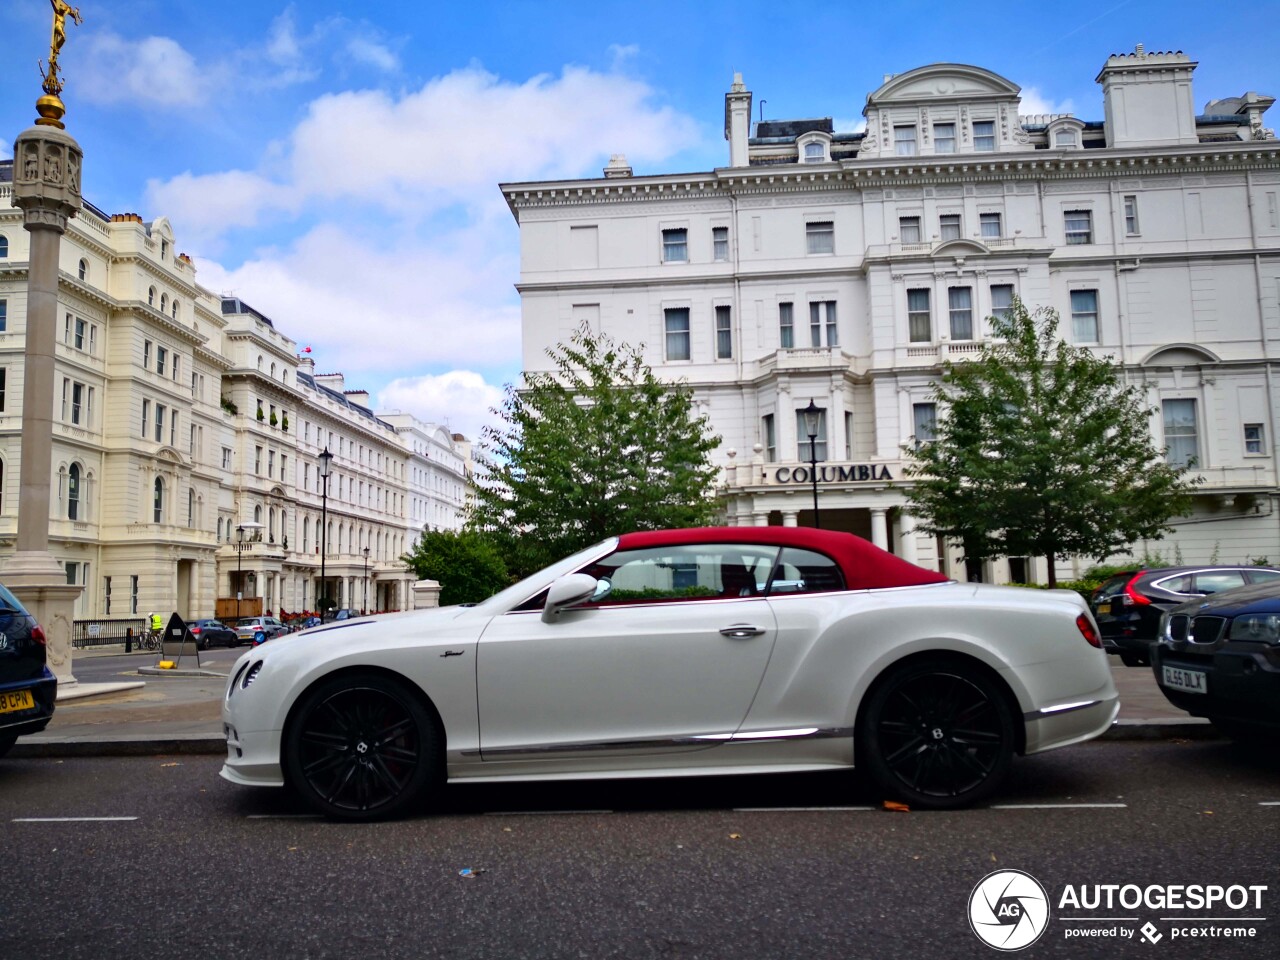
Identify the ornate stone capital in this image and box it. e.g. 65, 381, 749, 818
11, 124, 82, 235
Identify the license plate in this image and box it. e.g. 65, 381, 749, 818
1162, 665, 1207, 694
0, 689, 35, 714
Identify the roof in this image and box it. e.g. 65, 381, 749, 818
756, 118, 833, 139
617, 527, 950, 590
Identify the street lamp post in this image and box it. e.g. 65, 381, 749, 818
235, 521, 262, 624
318, 447, 333, 620
803, 399, 821, 529
362, 545, 370, 613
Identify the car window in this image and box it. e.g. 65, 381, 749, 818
1193, 571, 1247, 594
766, 548, 846, 595
1157, 574, 1193, 594
1094, 574, 1135, 601
1247, 569, 1280, 583
579, 543, 780, 605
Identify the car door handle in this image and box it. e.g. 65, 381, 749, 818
720, 624, 766, 639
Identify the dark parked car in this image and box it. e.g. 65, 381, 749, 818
0, 583, 57, 758
1152, 579, 1280, 740
188, 619, 239, 650
1091, 566, 1280, 666
327, 608, 364, 622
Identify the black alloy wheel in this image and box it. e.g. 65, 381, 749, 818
284, 673, 439, 820
858, 658, 1015, 809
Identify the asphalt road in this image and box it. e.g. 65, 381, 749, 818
1, 741, 1276, 960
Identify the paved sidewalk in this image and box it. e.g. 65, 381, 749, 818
10, 648, 1213, 759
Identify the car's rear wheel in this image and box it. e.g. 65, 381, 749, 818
284, 673, 440, 821
858, 658, 1016, 809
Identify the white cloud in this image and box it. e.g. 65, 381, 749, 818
346, 36, 399, 73
1018, 86, 1076, 118
833, 116, 867, 134
377, 371, 507, 442
79, 33, 211, 107
144, 170, 300, 252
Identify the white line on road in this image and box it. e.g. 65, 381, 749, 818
12, 817, 138, 822
1259, 802, 1280, 806
733, 806, 875, 812
245, 814, 323, 819
989, 803, 1128, 809
484, 810, 613, 816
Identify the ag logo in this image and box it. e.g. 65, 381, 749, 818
968, 869, 1050, 951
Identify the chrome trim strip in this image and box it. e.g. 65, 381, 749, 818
1023, 699, 1102, 721
470, 726, 854, 759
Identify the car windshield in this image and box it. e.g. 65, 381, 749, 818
473, 538, 619, 615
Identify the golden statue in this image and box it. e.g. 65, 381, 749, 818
36, 0, 83, 126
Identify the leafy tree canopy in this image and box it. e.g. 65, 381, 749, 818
401, 528, 510, 607
904, 297, 1200, 586
469, 325, 721, 578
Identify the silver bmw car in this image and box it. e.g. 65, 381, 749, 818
221, 527, 1118, 819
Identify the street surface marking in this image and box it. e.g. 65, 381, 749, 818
733, 806, 875, 812
1259, 801, 1280, 806
12, 817, 138, 822
484, 809, 613, 816
246, 814, 323, 819
989, 803, 1128, 809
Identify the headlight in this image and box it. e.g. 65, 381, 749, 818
1228, 614, 1280, 644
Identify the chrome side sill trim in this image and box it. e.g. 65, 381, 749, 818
469, 726, 854, 759
1023, 699, 1102, 721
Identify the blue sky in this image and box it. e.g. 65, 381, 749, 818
3, 0, 1277, 439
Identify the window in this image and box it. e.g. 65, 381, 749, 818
153, 477, 164, 523
160, 239, 168, 259
713, 226, 729, 261
769, 548, 846, 595
894, 125, 917, 156
899, 216, 922, 244
662, 228, 688, 263
980, 212, 1002, 239
664, 308, 690, 361
148, 287, 155, 307
254, 446, 263, 475
939, 214, 962, 241
67, 463, 81, 520
154, 404, 165, 443
907, 289, 932, 342
973, 120, 995, 151
1124, 195, 1140, 235
160, 294, 168, 314
990, 284, 1014, 321
62, 378, 87, 425
715, 305, 732, 359
913, 402, 937, 448
934, 122, 956, 154
74, 316, 87, 350
222, 447, 232, 470
1070, 289, 1099, 342
948, 287, 973, 340
156, 345, 167, 376
0, 299, 6, 331
803, 141, 826, 163
172, 354, 180, 382
0, 236, 7, 257
796, 407, 828, 462
268, 450, 275, 477
143, 340, 152, 369
141, 400, 150, 439
78, 258, 88, 281
1244, 423, 1265, 456
187, 488, 195, 528
1065, 209, 1093, 244
574, 542, 781, 606
779, 302, 794, 349
809, 301, 837, 347
104, 575, 111, 615
806, 221, 834, 255
130, 574, 138, 615
0, 368, 5, 411
1163, 399, 1199, 469
1055, 129, 1077, 148
762, 414, 776, 462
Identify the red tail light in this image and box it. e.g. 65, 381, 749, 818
1123, 574, 1151, 606
1076, 613, 1102, 648
32, 623, 48, 646
190, 626, 202, 634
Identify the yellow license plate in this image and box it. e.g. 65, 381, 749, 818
0, 689, 36, 714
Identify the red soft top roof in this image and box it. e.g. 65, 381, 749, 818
617, 527, 950, 591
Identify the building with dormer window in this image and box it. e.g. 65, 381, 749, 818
502, 47, 1279, 583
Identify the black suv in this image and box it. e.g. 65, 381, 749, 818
1152, 579, 1280, 740
1091, 565, 1280, 666
0, 582, 57, 757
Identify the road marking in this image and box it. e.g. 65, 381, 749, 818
989, 803, 1128, 809
12, 817, 138, 822
1259, 802, 1280, 806
245, 814, 323, 819
484, 809, 613, 816
733, 806, 875, 812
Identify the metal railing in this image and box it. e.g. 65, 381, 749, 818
72, 618, 148, 648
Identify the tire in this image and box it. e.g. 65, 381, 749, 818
857, 657, 1016, 810
1119, 651, 1147, 667
283, 673, 440, 821
1210, 717, 1269, 743
0, 732, 17, 759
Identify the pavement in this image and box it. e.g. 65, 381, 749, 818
8, 644, 1215, 759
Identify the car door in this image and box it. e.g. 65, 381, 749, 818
476, 542, 780, 760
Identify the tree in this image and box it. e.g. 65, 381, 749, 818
904, 298, 1199, 587
469, 325, 721, 578
401, 529, 510, 606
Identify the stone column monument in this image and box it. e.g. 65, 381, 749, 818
1, 3, 87, 686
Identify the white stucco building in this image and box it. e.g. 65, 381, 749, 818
0, 172, 472, 621
502, 47, 1280, 582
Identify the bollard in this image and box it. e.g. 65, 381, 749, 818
125, 626, 132, 654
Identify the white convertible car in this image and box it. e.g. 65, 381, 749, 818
221, 527, 1119, 819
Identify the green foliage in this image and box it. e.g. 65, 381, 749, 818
220, 396, 237, 415
904, 297, 1200, 587
605, 585, 718, 601
401, 529, 510, 607
468, 325, 722, 579
269, 411, 279, 427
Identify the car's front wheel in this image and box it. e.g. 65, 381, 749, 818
284, 673, 440, 820
857, 657, 1016, 809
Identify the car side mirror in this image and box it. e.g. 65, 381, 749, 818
542, 574, 600, 623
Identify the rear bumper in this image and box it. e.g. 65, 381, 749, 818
0, 667, 57, 737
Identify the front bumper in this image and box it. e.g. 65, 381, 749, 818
0, 667, 57, 737
1151, 641, 1280, 728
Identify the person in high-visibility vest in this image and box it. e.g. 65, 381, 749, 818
150, 611, 163, 634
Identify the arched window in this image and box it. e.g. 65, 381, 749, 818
257, 356, 263, 370
270, 362, 276, 378
303, 517, 310, 553
0, 456, 5, 511
269, 506, 276, 541
67, 463, 81, 520
218, 517, 224, 541
160, 294, 168, 313
78, 258, 88, 281
187, 488, 195, 527
171, 301, 178, 320
153, 477, 164, 523
148, 286, 156, 306
254, 504, 263, 526
0, 235, 8, 258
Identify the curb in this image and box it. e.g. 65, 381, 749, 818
137, 667, 226, 678
10, 719, 1220, 759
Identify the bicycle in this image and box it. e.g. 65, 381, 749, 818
138, 628, 162, 651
